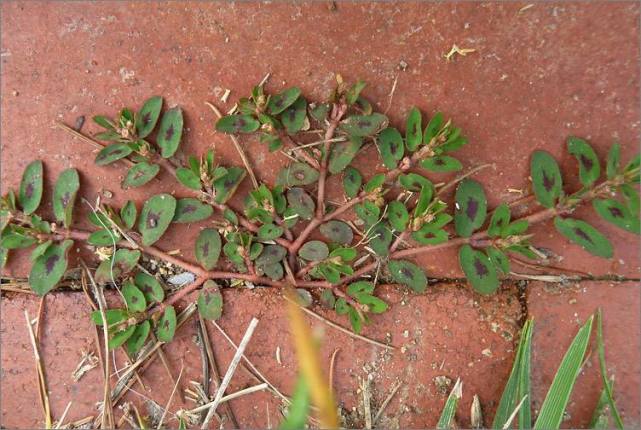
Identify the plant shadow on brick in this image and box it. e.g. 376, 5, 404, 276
1, 77, 639, 354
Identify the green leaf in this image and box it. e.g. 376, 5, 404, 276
138, 194, 177, 246
492, 319, 533, 429
287, 188, 315, 220
340, 113, 388, 137
531, 150, 563, 208
355, 201, 380, 226
459, 245, 499, 295
136, 96, 163, 138
454, 179, 487, 237
412, 226, 448, 245
503, 219, 529, 237
592, 199, 639, 234
276, 162, 319, 187
319, 220, 353, 245
95, 249, 141, 284
405, 107, 422, 151
399, 172, 432, 192
52, 168, 79, 227
109, 326, 136, 350
590, 380, 615, 429
486, 247, 510, 274
299, 240, 329, 262
195, 228, 222, 270
621, 184, 639, 213
567, 137, 600, 186
343, 167, 362, 198
488, 203, 511, 238
95, 143, 133, 166
175, 167, 201, 190
156, 306, 177, 342
173, 198, 213, 223
319, 289, 336, 309
554, 217, 613, 258
19, 160, 43, 215
595, 310, 624, 429
624, 154, 640, 182
348, 307, 365, 333
215, 114, 260, 133
414, 185, 433, 217
1, 226, 37, 249
29, 240, 72, 295
256, 244, 287, 266
258, 261, 284, 280
606, 143, 621, 180
135, 272, 165, 303
423, 112, 443, 144
213, 167, 246, 204
120, 200, 137, 229
1, 247, 10, 269
328, 136, 362, 174
388, 259, 427, 293
310, 103, 329, 123
440, 134, 468, 153
281, 97, 307, 134
279, 376, 310, 430
436, 378, 462, 430
268, 87, 301, 115
198, 280, 223, 320
157, 107, 183, 158
87, 229, 120, 246
387, 201, 409, 232
122, 280, 147, 312
91, 308, 128, 326
346, 79, 367, 105
30, 240, 53, 262
377, 127, 404, 169
420, 156, 462, 173
364, 173, 385, 193
126, 320, 151, 356
329, 247, 357, 261
534, 315, 594, 430
258, 223, 284, 240
93, 115, 115, 130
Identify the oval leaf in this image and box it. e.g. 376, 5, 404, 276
197, 280, 223, 320
126, 320, 151, 356
276, 162, 319, 187
213, 167, 246, 204
531, 150, 563, 208
156, 306, 177, 342
258, 223, 284, 240
135, 272, 165, 303
554, 217, 613, 258
53, 168, 80, 227
368, 222, 393, 256
340, 113, 388, 137
343, 167, 362, 198
378, 127, 404, 169
216, 114, 260, 134
328, 136, 362, 174
488, 203, 511, 238
95, 143, 133, 166
423, 112, 443, 144
388, 259, 427, 293
95, 249, 141, 284
122, 280, 147, 312
122, 162, 160, 189
567, 137, 600, 186
420, 156, 462, 173
195, 228, 222, 270
173, 198, 213, 223
29, 240, 72, 296
138, 194, 176, 246
405, 107, 423, 151
87, 229, 120, 246
459, 244, 499, 295
299, 240, 329, 262
120, 200, 137, 229
268, 87, 301, 115
606, 143, 620, 180
281, 97, 307, 134
256, 244, 287, 266
136, 96, 163, 138
454, 179, 487, 237
287, 188, 315, 220
319, 220, 353, 245
157, 107, 183, 158
387, 201, 409, 232
19, 160, 43, 215
593, 199, 639, 234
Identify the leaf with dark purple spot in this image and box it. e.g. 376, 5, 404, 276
157, 107, 183, 158
459, 244, 498, 295
328, 136, 362, 174
19, 160, 43, 215
29, 239, 72, 296
122, 279, 147, 312
195, 228, 221, 270
554, 217, 613, 258
287, 187, 315, 220
354, 201, 380, 226
213, 167, 246, 204
30, 240, 53, 262
95, 249, 141, 284
120, 200, 137, 230
367, 222, 393, 256
593, 199, 640, 234
387, 201, 409, 232
0, 225, 37, 249
256, 244, 287, 266
258, 223, 284, 241
276, 162, 319, 187
405, 107, 423, 151
411, 225, 448, 245
258, 261, 284, 280
52, 168, 79, 227
173, 198, 213, 224
156, 306, 177, 342
299, 240, 329, 262
87, 229, 120, 246
122, 162, 160, 189
197, 280, 223, 320
340, 113, 388, 137
281, 97, 307, 134
454, 179, 487, 237
486, 246, 510, 274
320, 220, 353, 245
388, 259, 427, 293
95, 143, 133, 166
135, 95, 163, 138
138, 194, 176, 246
91, 308, 128, 326
420, 155, 463, 173
216, 114, 260, 134
567, 137, 600, 186
378, 127, 405, 169
126, 320, 150, 356
343, 167, 362, 198
488, 203, 510, 238
267, 87, 301, 115
134, 272, 165, 303
531, 150, 562, 208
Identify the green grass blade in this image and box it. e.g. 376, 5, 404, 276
595, 309, 624, 429
437, 378, 462, 429
493, 319, 533, 429
533, 315, 594, 430
518, 320, 533, 428
589, 378, 614, 429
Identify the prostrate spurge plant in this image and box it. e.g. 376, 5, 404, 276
1, 77, 639, 353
